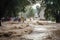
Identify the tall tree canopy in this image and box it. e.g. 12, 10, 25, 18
0, 0, 30, 18
0, 0, 31, 26
44, 0, 60, 23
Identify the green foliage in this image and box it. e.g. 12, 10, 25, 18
26, 6, 34, 18
44, 8, 56, 21
44, 0, 60, 21
0, 0, 30, 18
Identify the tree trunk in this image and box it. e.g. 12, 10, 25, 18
56, 15, 60, 23
56, 19, 60, 23
0, 19, 1, 26
0, 21, 1, 26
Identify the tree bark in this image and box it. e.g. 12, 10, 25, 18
0, 19, 1, 26
0, 21, 1, 26
56, 15, 60, 23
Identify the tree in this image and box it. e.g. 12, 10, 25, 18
0, 0, 30, 26
25, 6, 34, 18
27, 7, 34, 18
44, 0, 60, 23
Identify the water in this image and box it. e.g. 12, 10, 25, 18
22, 22, 60, 40
1, 20, 60, 40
